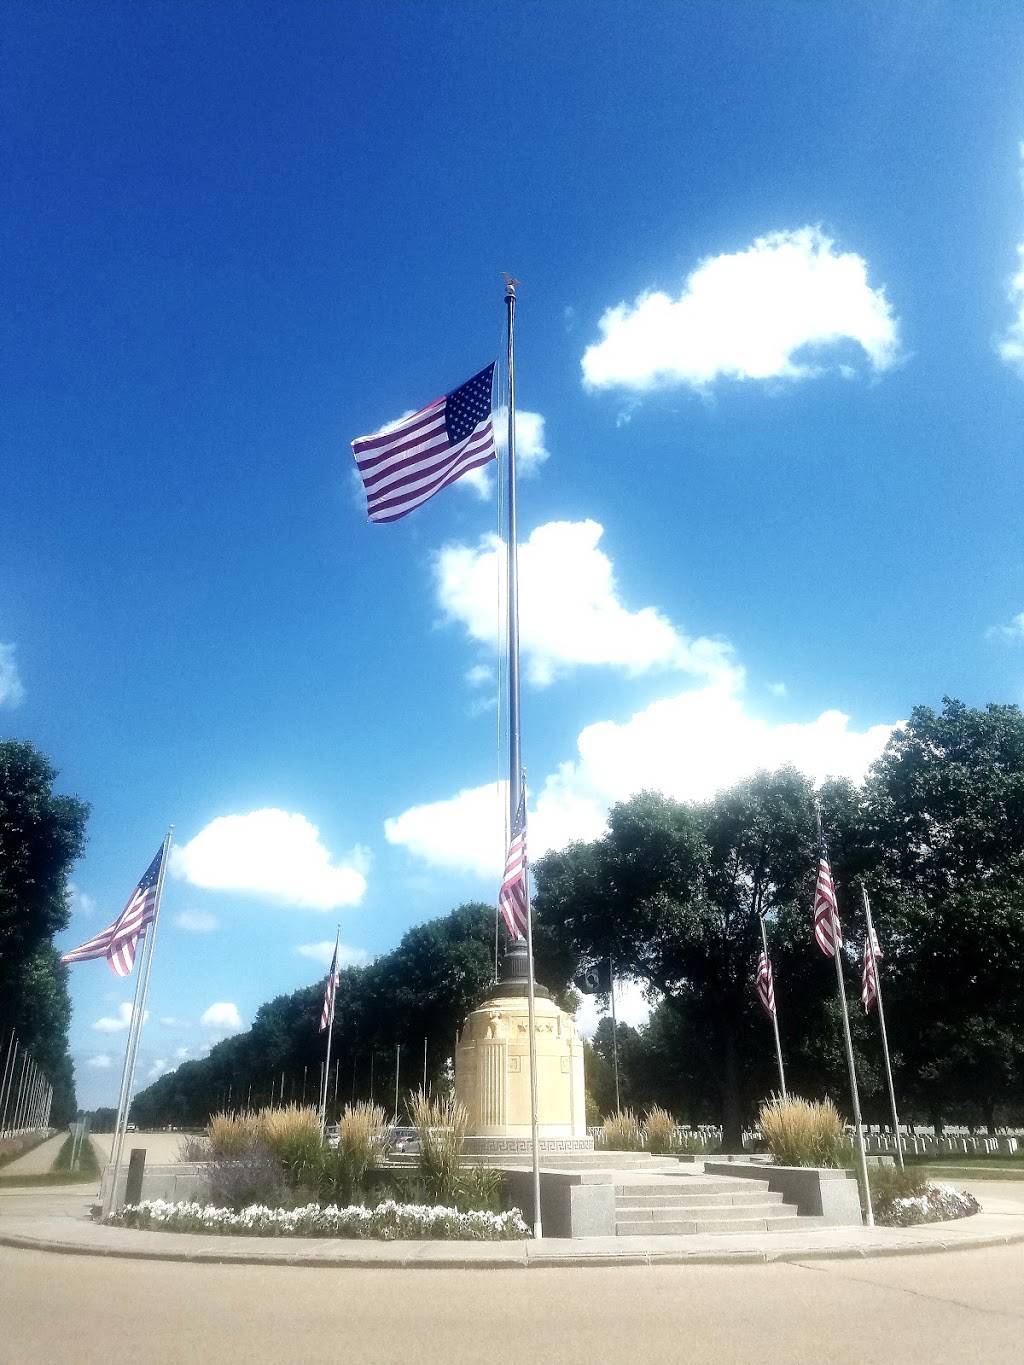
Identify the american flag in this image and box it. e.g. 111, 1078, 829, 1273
755, 948, 776, 1019
60, 845, 165, 978
862, 924, 883, 1012
813, 854, 842, 957
351, 364, 497, 523
320, 939, 339, 1033
498, 795, 529, 941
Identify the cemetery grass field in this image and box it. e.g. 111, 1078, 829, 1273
906, 1154, 1024, 1181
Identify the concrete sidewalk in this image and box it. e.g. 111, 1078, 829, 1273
0, 1132, 63, 1176
2, 1181, 1024, 1268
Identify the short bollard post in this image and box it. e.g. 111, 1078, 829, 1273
125, 1148, 146, 1208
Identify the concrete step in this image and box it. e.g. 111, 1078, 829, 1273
617, 1190, 785, 1208
616, 1214, 803, 1236
612, 1179, 769, 1197
617, 1201, 798, 1223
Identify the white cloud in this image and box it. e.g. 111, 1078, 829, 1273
147, 1057, 169, 1079
768, 681, 788, 697
0, 643, 25, 708
582, 227, 899, 392
68, 883, 96, 917
465, 664, 492, 688
575, 980, 657, 1039
173, 910, 220, 934
201, 1002, 243, 1032
998, 146, 1024, 375
159, 1016, 182, 1028
461, 408, 550, 496
86, 1053, 113, 1069
174, 1046, 191, 1061
171, 810, 367, 910
295, 941, 372, 968
987, 611, 1024, 643
385, 681, 895, 879
435, 519, 737, 688
92, 1003, 148, 1033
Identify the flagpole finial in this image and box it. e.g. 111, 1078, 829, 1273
503, 273, 520, 300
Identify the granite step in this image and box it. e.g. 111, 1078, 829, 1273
616, 1213, 804, 1236
617, 1201, 799, 1222
612, 1179, 769, 1197
617, 1190, 787, 1210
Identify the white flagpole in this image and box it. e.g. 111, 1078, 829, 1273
504, 276, 543, 1240
319, 926, 340, 1135
816, 817, 872, 1227
103, 828, 173, 1219
758, 911, 788, 1100
862, 887, 904, 1170
609, 957, 622, 1113
0, 1034, 17, 1136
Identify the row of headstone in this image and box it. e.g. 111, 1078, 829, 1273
861, 1129, 1020, 1156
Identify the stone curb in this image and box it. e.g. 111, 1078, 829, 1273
3, 1224, 1024, 1270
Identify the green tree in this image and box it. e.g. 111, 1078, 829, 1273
533, 770, 831, 1149
0, 741, 89, 1125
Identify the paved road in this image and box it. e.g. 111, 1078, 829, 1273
0, 1133, 64, 1176
88, 1129, 191, 1163
1, 1240, 1022, 1363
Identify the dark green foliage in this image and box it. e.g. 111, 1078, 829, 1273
0, 741, 89, 1125
132, 903, 497, 1127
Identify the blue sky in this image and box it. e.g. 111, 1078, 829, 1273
3, 3, 1023, 1108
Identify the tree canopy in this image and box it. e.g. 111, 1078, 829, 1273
0, 741, 89, 1125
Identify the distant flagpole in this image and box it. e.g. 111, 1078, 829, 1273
756, 903, 787, 1100
814, 811, 872, 1226
102, 827, 173, 1220
503, 275, 543, 1241
608, 957, 622, 1113
861, 887, 904, 1169
319, 926, 341, 1135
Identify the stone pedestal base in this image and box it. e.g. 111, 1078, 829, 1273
462, 1135, 595, 1156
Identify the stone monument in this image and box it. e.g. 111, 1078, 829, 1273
455, 941, 593, 1155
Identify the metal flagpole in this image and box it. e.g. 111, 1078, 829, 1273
393, 1043, 400, 1124
816, 811, 872, 1227
333, 1058, 340, 1106
103, 828, 173, 1219
862, 887, 904, 1170
422, 1035, 428, 1094
0, 1034, 17, 1136
319, 926, 340, 1135
504, 276, 543, 1240
609, 958, 622, 1113
758, 910, 788, 1099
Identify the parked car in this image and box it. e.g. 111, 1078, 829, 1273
387, 1125, 419, 1154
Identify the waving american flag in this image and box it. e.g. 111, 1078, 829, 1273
351, 364, 496, 523
755, 949, 777, 1019
813, 854, 842, 957
498, 794, 529, 941
60, 844, 165, 978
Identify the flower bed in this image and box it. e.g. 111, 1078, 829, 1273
106, 1198, 530, 1241
876, 1182, 980, 1228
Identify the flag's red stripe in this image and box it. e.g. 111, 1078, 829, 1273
352, 399, 445, 456
367, 435, 495, 522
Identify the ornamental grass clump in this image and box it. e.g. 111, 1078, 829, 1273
759, 1095, 850, 1168
323, 1102, 388, 1204
411, 1089, 468, 1206
257, 1105, 322, 1168
598, 1108, 645, 1151
643, 1106, 677, 1154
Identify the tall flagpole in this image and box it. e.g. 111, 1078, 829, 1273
758, 911, 788, 1100
103, 827, 173, 1220
504, 275, 543, 1240
862, 887, 904, 1170
319, 925, 341, 1135
609, 957, 622, 1113
817, 811, 872, 1227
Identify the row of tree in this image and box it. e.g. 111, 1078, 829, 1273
129, 698, 1024, 1144
533, 698, 1024, 1146
0, 742, 87, 1127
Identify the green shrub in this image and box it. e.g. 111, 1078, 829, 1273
410, 1088, 468, 1205
454, 1164, 505, 1214
597, 1108, 645, 1151
759, 1095, 850, 1168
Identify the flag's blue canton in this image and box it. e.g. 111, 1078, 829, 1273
136, 849, 163, 895
445, 366, 494, 444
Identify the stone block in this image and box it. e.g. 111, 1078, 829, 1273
704, 1160, 862, 1226
505, 1168, 616, 1238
